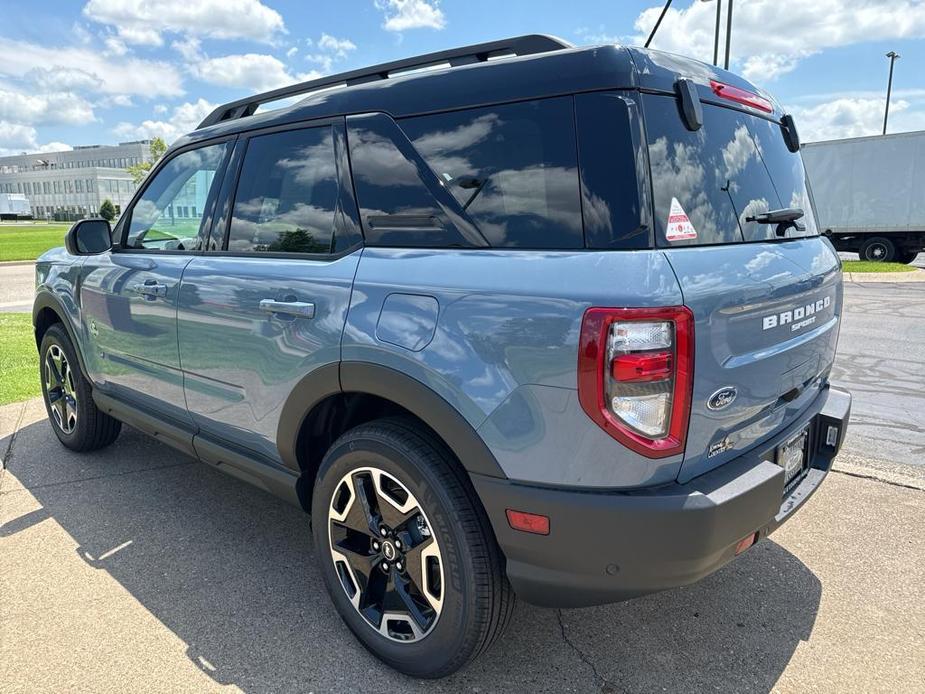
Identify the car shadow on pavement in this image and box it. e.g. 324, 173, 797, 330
3, 422, 822, 693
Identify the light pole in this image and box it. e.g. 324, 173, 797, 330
723, 0, 734, 69
883, 51, 900, 135
711, 0, 722, 66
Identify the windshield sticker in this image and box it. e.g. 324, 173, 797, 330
666, 197, 697, 241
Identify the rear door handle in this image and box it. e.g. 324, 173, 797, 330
259, 299, 316, 318
131, 280, 167, 298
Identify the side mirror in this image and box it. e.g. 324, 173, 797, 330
65, 218, 112, 255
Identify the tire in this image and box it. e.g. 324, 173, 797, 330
859, 236, 896, 262
39, 324, 121, 452
311, 417, 514, 678
895, 250, 919, 264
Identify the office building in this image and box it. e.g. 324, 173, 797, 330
0, 141, 154, 220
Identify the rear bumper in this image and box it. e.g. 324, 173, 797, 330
472, 385, 851, 608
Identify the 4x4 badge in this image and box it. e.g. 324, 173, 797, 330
707, 387, 738, 411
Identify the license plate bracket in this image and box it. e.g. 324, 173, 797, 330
777, 426, 809, 494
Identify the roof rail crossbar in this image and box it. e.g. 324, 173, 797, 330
196, 34, 572, 129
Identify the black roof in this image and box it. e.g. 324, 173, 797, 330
173, 35, 778, 149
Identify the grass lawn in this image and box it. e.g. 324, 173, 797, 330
0, 313, 40, 406
842, 260, 917, 273
0, 223, 70, 262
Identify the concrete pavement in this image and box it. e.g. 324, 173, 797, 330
2, 397, 923, 693
836, 281, 925, 469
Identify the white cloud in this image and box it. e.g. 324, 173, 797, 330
104, 35, 128, 55
113, 98, 217, 143
0, 89, 96, 126
790, 97, 921, 141
318, 33, 357, 57
191, 54, 319, 92
631, 0, 925, 83
0, 121, 74, 157
82, 0, 285, 44
375, 0, 445, 31
0, 39, 183, 97
741, 51, 815, 82
286, 46, 298, 58
27, 67, 101, 92
172, 37, 203, 62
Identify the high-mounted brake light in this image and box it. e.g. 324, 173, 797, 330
578, 307, 694, 458
709, 80, 773, 113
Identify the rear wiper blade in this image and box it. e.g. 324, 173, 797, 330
745, 207, 805, 237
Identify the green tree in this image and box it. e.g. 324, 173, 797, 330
99, 199, 116, 221
126, 137, 168, 184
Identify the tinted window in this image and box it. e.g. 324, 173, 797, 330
227, 126, 338, 254
575, 92, 650, 249
125, 142, 229, 250
400, 97, 583, 248
347, 113, 479, 248
644, 95, 818, 246
747, 116, 817, 239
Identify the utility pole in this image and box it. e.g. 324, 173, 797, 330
883, 51, 900, 135
712, 0, 722, 65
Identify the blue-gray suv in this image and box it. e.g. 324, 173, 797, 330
33, 35, 851, 678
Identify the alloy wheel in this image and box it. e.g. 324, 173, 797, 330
327, 466, 444, 642
44, 344, 78, 434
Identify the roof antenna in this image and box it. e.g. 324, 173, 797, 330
645, 0, 674, 48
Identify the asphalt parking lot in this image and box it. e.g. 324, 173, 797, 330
2, 269, 925, 693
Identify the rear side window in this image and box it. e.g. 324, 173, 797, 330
227, 126, 339, 254
644, 94, 817, 246
399, 97, 583, 249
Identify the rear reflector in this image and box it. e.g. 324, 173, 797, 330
735, 532, 758, 555
709, 80, 773, 113
506, 509, 550, 535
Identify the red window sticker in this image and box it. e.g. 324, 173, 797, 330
665, 197, 697, 241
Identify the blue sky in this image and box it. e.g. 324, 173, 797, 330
1, 0, 923, 155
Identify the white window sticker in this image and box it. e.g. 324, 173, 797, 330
665, 197, 697, 241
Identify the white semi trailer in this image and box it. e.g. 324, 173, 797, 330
802, 130, 925, 263
0, 193, 31, 220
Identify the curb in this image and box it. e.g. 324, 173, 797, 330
0, 261, 37, 267
844, 270, 925, 283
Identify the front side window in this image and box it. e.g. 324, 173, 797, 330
399, 97, 583, 249
125, 142, 230, 250
226, 126, 340, 254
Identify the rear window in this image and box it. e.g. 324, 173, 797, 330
644, 94, 817, 246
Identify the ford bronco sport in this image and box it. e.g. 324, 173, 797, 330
33, 35, 851, 678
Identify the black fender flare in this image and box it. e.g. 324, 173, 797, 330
276, 361, 507, 480
32, 290, 88, 374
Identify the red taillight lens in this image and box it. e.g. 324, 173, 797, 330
709, 80, 773, 113
505, 509, 550, 535
611, 351, 673, 382
578, 307, 694, 459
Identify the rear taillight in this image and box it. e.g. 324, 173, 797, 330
709, 80, 773, 113
578, 307, 694, 458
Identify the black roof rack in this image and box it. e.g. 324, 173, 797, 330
196, 34, 572, 130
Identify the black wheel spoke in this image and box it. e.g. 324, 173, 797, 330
399, 536, 431, 593
374, 488, 417, 531
353, 473, 385, 536
393, 573, 432, 631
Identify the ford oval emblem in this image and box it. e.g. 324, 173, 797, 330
708, 387, 738, 411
